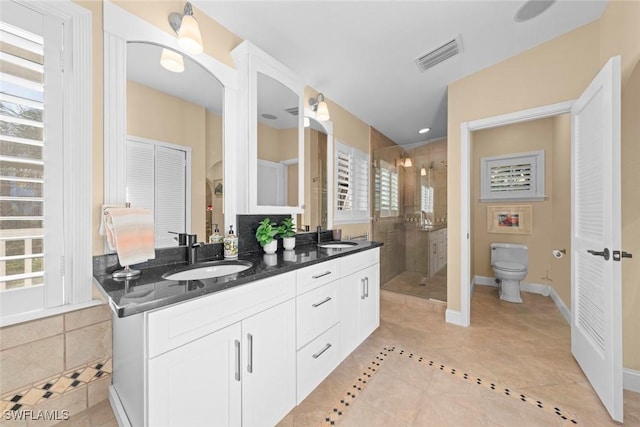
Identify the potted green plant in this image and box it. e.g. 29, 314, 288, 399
279, 217, 296, 250
255, 217, 278, 254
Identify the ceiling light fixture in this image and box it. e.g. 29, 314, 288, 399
160, 48, 185, 73
514, 0, 555, 22
309, 93, 330, 121
168, 2, 204, 55
418, 127, 431, 135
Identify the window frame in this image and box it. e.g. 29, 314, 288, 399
334, 140, 370, 224
0, 0, 93, 327
480, 150, 545, 202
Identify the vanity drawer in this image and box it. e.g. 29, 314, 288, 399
147, 272, 295, 358
340, 248, 379, 277
296, 323, 340, 404
297, 281, 339, 348
296, 260, 339, 295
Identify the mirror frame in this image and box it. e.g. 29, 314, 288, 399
303, 108, 335, 230
231, 41, 305, 215
103, 0, 238, 242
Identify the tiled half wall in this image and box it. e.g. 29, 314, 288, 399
0, 304, 113, 424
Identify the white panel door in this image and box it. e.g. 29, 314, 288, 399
571, 56, 622, 422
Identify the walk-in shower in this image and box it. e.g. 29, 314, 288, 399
372, 140, 448, 301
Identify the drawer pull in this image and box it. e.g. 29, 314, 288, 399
234, 339, 241, 381
247, 333, 253, 374
360, 278, 366, 300
312, 296, 332, 308
312, 343, 332, 359
312, 271, 332, 279
364, 277, 369, 298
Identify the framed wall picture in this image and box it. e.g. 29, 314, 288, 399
214, 179, 223, 196
487, 205, 533, 235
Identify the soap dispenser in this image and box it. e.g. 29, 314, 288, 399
224, 225, 238, 259
209, 224, 223, 244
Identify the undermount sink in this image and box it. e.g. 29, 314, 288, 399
318, 241, 359, 249
163, 260, 252, 281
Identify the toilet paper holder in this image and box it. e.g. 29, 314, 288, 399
552, 248, 566, 258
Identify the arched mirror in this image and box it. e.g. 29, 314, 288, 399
103, 0, 237, 251
125, 42, 223, 247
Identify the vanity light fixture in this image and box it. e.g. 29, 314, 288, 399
400, 154, 412, 168
168, 2, 204, 55
160, 48, 185, 73
421, 167, 427, 176
304, 117, 310, 128
309, 93, 330, 121
418, 127, 431, 135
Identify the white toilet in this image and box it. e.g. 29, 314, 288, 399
490, 243, 528, 303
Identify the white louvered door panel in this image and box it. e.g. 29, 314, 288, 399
571, 56, 622, 423
336, 149, 352, 212
126, 141, 154, 214
155, 146, 186, 248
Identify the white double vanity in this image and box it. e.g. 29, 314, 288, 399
107, 247, 380, 427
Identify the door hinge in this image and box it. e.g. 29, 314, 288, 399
612, 250, 633, 261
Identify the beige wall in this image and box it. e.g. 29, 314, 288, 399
471, 118, 562, 288
257, 124, 298, 162
127, 81, 207, 241
448, 1, 640, 370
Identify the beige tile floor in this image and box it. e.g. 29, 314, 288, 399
279, 286, 640, 426
381, 267, 448, 302
65, 285, 640, 426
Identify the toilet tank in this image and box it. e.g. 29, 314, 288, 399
490, 243, 528, 267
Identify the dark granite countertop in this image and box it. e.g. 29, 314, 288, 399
94, 240, 382, 318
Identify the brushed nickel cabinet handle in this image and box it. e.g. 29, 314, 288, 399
234, 339, 241, 381
247, 333, 253, 374
312, 343, 332, 359
312, 271, 332, 279
365, 277, 369, 298
312, 297, 332, 308
361, 278, 366, 300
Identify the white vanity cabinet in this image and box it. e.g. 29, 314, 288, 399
339, 248, 380, 359
428, 227, 447, 278
112, 272, 296, 427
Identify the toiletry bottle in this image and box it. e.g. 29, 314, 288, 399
224, 225, 238, 259
209, 224, 223, 244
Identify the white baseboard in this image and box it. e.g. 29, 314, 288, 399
109, 386, 131, 427
474, 276, 497, 287
474, 275, 551, 296
549, 287, 571, 324
624, 368, 640, 393
445, 308, 466, 326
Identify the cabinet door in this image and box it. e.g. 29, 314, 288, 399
340, 263, 380, 359
242, 299, 296, 427
148, 323, 242, 427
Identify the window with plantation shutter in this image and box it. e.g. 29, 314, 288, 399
480, 150, 545, 202
0, 1, 92, 325
335, 141, 369, 223
421, 185, 433, 214
375, 160, 398, 218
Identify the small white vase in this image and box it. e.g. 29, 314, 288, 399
283, 236, 296, 250
263, 240, 277, 254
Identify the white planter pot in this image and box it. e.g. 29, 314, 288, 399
283, 237, 296, 250
263, 240, 277, 254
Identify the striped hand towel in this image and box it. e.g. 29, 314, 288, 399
103, 208, 156, 266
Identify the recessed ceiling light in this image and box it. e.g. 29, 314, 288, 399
261, 113, 277, 120
514, 0, 555, 22
418, 127, 431, 135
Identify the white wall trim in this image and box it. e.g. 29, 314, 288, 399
624, 369, 640, 393
549, 286, 571, 324
459, 100, 575, 326
109, 386, 132, 427
445, 308, 465, 326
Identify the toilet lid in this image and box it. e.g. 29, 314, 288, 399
494, 261, 526, 272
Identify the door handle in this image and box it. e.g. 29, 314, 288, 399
587, 248, 610, 260
234, 339, 241, 381
247, 333, 253, 374
360, 278, 366, 300
613, 250, 633, 261
312, 271, 332, 279
312, 343, 332, 359
364, 277, 369, 298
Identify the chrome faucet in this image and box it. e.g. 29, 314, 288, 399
317, 225, 322, 245
188, 241, 202, 265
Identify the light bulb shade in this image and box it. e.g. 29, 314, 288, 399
316, 101, 330, 121
304, 117, 310, 128
160, 48, 185, 73
177, 14, 203, 55
421, 167, 427, 176
404, 157, 412, 168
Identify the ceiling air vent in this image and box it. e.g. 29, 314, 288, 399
415, 36, 462, 72
285, 107, 299, 116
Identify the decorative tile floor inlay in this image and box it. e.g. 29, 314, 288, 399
322, 346, 580, 426
0, 358, 112, 412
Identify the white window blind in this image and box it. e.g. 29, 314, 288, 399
421, 185, 434, 214
376, 160, 399, 218
126, 137, 188, 249
335, 141, 369, 223
480, 150, 545, 202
